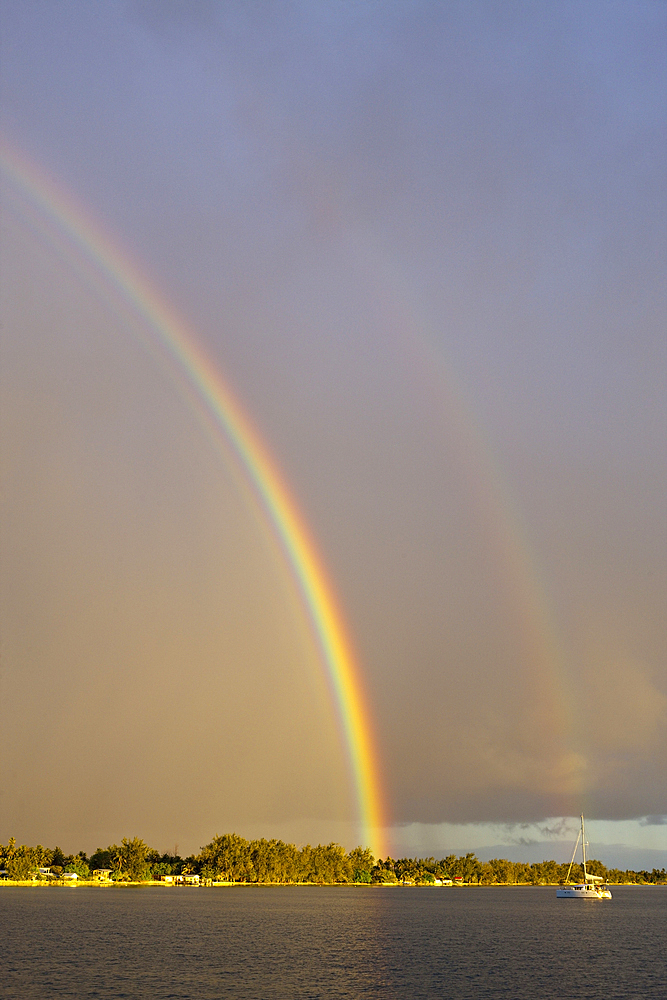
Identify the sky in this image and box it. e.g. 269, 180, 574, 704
0, 0, 665, 865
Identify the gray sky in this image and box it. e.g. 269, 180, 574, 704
1, 0, 665, 859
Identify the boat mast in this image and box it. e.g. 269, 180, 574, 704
581, 814, 587, 880
565, 822, 581, 884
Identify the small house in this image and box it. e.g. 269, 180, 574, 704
160, 873, 200, 885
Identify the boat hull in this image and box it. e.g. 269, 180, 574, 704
556, 885, 612, 898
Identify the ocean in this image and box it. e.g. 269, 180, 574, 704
1, 884, 665, 998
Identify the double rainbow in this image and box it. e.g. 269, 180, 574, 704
1, 142, 387, 859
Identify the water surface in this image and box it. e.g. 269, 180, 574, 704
1, 885, 664, 998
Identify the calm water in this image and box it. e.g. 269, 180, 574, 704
1, 885, 665, 999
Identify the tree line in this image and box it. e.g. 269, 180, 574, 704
1, 835, 665, 885
0, 835, 374, 884
379, 853, 667, 886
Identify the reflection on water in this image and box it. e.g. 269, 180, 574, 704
2, 885, 666, 998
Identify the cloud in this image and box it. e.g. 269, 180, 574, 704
535, 818, 576, 840
575, 648, 667, 756
2, 0, 665, 848
493, 818, 579, 847
640, 815, 667, 827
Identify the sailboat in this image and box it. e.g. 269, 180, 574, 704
556, 815, 612, 898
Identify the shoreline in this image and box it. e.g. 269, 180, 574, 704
1, 880, 663, 888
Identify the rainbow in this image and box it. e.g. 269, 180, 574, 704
340, 235, 579, 809
0, 141, 387, 859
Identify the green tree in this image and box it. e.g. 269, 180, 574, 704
51, 846, 66, 868
530, 860, 561, 885
586, 859, 608, 879
488, 859, 513, 883
198, 833, 250, 881
371, 858, 398, 883
478, 862, 495, 884
395, 858, 419, 883
8, 854, 35, 880
30, 845, 52, 867
348, 845, 374, 883
146, 850, 183, 879
441, 855, 458, 878
109, 838, 151, 881
64, 858, 90, 878
455, 853, 482, 883
513, 862, 531, 884
89, 848, 113, 871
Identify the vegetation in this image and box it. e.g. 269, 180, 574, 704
197, 834, 374, 883
1, 834, 665, 885
0, 835, 374, 884
372, 854, 667, 886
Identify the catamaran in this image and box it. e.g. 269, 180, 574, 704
556, 815, 612, 898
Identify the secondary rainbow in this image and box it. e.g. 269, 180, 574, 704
1, 142, 387, 859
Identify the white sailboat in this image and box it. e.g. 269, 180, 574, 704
556, 815, 612, 898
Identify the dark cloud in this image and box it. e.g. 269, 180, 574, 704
0, 0, 665, 852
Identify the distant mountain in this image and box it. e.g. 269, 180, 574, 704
468, 841, 667, 870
